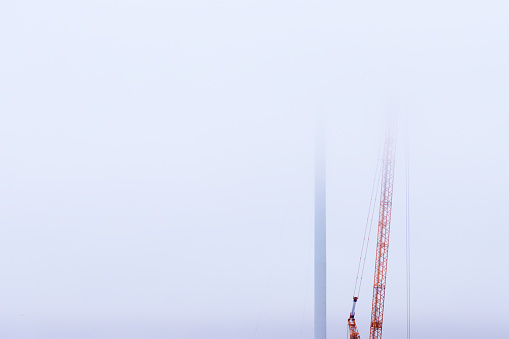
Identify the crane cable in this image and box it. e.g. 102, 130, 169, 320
405, 121, 411, 339
352, 141, 384, 298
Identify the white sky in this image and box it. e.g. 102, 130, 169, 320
1, 1, 508, 338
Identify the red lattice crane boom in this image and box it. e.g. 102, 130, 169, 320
348, 123, 397, 339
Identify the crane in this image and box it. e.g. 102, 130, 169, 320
348, 122, 397, 339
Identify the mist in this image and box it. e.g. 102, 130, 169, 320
1, 1, 508, 338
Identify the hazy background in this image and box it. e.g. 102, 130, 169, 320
1, 1, 508, 338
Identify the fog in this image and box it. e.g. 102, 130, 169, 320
1, 1, 508, 338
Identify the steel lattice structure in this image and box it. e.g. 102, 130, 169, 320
348, 297, 361, 339
369, 125, 397, 339
348, 122, 397, 339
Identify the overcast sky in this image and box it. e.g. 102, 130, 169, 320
1, 1, 508, 338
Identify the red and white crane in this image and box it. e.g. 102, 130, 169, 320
348, 122, 397, 339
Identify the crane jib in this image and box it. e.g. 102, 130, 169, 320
348, 120, 397, 339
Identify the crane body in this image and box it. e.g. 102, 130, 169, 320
349, 123, 397, 339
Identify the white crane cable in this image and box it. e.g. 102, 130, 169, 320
405, 118, 411, 339
352, 140, 384, 298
